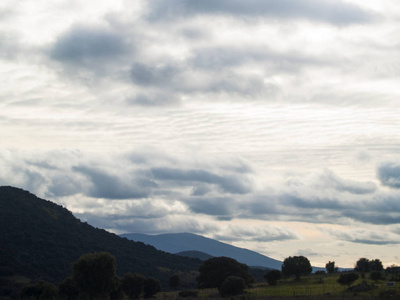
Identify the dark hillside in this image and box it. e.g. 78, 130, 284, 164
0, 186, 201, 289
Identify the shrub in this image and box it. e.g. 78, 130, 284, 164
218, 276, 246, 297
264, 270, 282, 286
337, 272, 359, 287
370, 271, 383, 281
178, 290, 198, 297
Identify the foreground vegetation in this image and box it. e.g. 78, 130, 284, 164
159, 272, 399, 299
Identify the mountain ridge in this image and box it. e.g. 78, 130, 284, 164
0, 186, 201, 294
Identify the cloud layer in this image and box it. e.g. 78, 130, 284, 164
1, 0, 400, 267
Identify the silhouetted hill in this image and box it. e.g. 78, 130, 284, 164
120, 232, 283, 269
0, 186, 201, 291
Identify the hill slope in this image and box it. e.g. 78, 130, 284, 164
120, 232, 283, 270
0, 186, 201, 289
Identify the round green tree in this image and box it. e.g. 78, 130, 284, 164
196, 257, 253, 289
281, 256, 312, 280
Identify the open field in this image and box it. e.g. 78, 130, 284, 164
157, 273, 399, 299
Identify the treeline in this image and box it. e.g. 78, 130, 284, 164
14, 252, 400, 299
20, 252, 163, 300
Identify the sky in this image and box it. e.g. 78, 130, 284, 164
1, 0, 400, 268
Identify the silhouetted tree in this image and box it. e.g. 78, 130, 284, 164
58, 277, 79, 300
337, 272, 359, 287
264, 270, 282, 286
122, 273, 145, 299
169, 274, 180, 290
196, 257, 253, 289
218, 276, 246, 297
20, 281, 58, 300
109, 276, 124, 300
386, 265, 400, 281
326, 261, 337, 274
143, 277, 161, 298
369, 259, 383, 272
355, 258, 370, 273
281, 256, 312, 280
72, 252, 116, 300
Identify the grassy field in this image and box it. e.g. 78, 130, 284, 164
158, 273, 399, 299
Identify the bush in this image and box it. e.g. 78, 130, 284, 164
143, 277, 161, 298
178, 290, 198, 297
337, 272, 359, 287
218, 276, 246, 297
264, 270, 282, 286
370, 271, 383, 281
20, 281, 58, 300
122, 273, 145, 299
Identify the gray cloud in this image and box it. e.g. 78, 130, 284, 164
51, 26, 128, 62
151, 167, 253, 194
314, 169, 377, 194
148, 0, 374, 25
126, 92, 180, 107
377, 162, 400, 189
73, 166, 156, 199
323, 228, 400, 245
215, 225, 298, 242
130, 62, 181, 86
185, 196, 236, 217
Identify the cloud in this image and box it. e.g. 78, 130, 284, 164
314, 169, 377, 195
377, 162, 400, 189
323, 228, 400, 245
151, 167, 253, 194
185, 196, 236, 218
147, 0, 374, 25
126, 92, 180, 107
215, 224, 298, 242
130, 62, 181, 86
73, 166, 156, 199
49, 24, 132, 76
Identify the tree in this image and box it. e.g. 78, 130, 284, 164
169, 274, 180, 290
326, 261, 337, 274
20, 281, 58, 300
386, 265, 400, 281
58, 277, 79, 300
369, 259, 383, 272
281, 256, 312, 280
143, 277, 161, 298
72, 252, 116, 300
354, 258, 370, 273
264, 270, 282, 286
122, 273, 145, 299
218, 276, 246, 297
196, 257, 253, 289
337, 272, 359, 287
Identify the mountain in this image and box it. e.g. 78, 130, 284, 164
0, 186, 201, 296
120, 232, 283, 270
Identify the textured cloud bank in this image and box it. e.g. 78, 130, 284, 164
1, 0, 400, 266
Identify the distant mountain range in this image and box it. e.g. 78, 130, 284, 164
120, 232, 283, 270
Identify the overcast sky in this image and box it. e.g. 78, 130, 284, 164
1, 0, 400, 268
